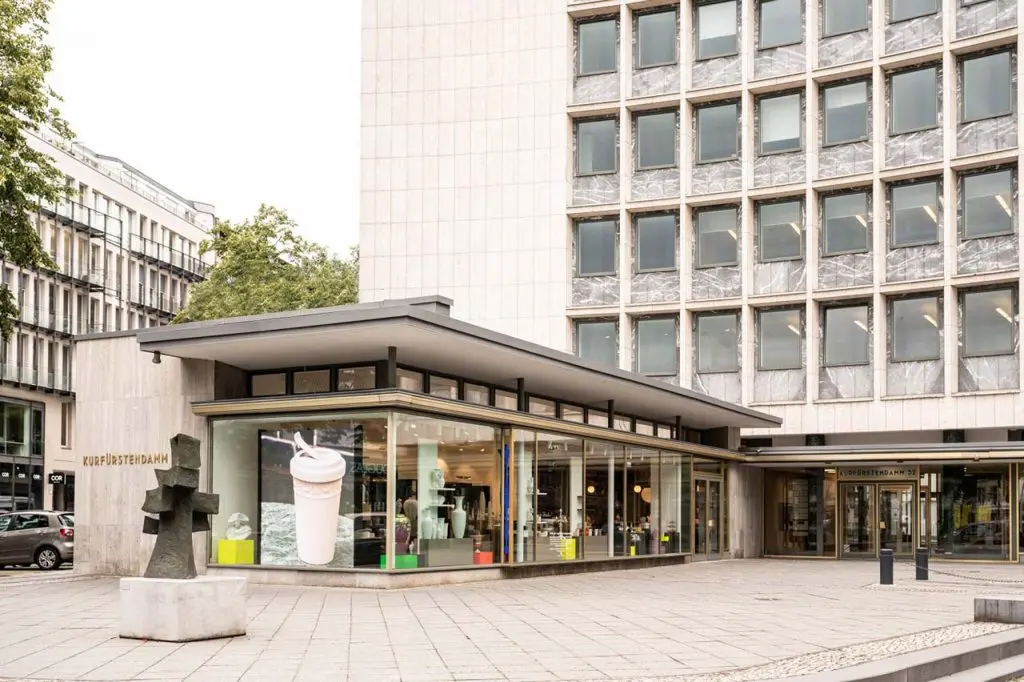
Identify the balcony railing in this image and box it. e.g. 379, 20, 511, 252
38, 198, 123, 241
127, 234, 208, 279
130, 285, 180, 314
53, 373, 71, 392
0, 364, 71, 392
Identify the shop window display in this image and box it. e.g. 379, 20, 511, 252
920, 464, 1010, 559
764, 468, 837, 556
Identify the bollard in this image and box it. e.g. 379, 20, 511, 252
916, 547, 929, 581
880, 548, 894, 585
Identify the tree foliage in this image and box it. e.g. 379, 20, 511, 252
174, 205, 359, 323
0, 0, 70, 339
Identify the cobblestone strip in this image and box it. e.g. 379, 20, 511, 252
604, 622, 1021, 682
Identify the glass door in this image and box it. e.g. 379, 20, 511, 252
841, 483, 876, 557
708, 480, 721, 556
693, 477, 722, 560
695, 479, 707, 555
879, 484, 914, 556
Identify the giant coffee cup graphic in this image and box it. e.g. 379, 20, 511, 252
290, 432, 346, 565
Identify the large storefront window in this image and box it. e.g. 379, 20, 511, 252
210, 412, 388, 568
920, 464, 1010, 559
764, 469, 837, 557
0, 401, 42, 512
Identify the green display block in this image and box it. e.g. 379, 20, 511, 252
381, 555, 419, 569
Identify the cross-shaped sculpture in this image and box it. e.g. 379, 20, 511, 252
141, 434, 219, 579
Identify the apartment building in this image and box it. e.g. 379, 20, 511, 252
361, 1, 1024, 560
0, 131, 214, 513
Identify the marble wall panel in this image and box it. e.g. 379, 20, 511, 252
885, 13, 942, 55
957, 234, 1019, 274
818, 31, 872, 69
573, 73, 619, 106
957, 116, 1018, 158
817, 253, 874, 290
818, 142, 874, 179
572, 174, 620, 206
753, 152, 807, 188
691, 266, 742, 300
885, 128, 944, 169
959, 354, 1020, 391
753, 369, 807, 403
631, 168, 681, 202
631, 271, 681, 305
571, 276, 620, 307
690, 160, 743, 195
632, 64, 681, 98
691, 56, 741, 90
819, 365, 873, 400
754, 44, 806, 81
693, 371, 742, 404
956, 0, 1017, 39
886, 244, 944, 283
886, 360, 944, 397
753, 261, 806, 295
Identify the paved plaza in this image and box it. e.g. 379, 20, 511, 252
0, 559, 1022, 682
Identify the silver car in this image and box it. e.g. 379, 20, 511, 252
0, 511, 75, 570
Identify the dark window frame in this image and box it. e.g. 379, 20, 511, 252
821, 0, 871, 37
757, 90, 805, 156
888, 64, 941, 136
634, 6, 679, 69
576, 16, 619, 77
634, 315, 680, 377
820, 189, 872, 257
822, 303, 873, 367
821, 78, 871, 148
634, 212, 679, 273
888, 178, 942, 249
574, 117, 620, 177
961, 288, 1018, 359
888, 294, 943, 363
888, 0, 939, 23
634, 109, 680, 171
959, 166, 1017, 240
756, 197, 805, 263
695, 311, 741, 373
574, 218, 619, 277
694, 205, 741, 268
694, 0, 740, 62
756, 307, 805, 371
575, 318, 620, 367
695, 100, 741, 164
959, 49, 1016, 124
758, 0, 805, 50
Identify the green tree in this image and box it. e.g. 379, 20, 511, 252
0, 0, 72, 339
174, 204, 359, 323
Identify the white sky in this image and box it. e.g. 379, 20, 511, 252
46, 0, 362, 253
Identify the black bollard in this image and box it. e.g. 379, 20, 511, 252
880, 548, 894, 585
916, 547, 929, 581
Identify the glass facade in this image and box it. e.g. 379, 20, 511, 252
921, 464, 1011, 560
0, 401, 44, 512
209, 408, 700, 570
764, 469, 837, 556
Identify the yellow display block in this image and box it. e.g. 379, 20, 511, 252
218, 539, 255, 565
560, 538, 576, 560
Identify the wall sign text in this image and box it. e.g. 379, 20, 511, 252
83, 453, 169, 467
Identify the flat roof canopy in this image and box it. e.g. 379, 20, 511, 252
135, 297, 781, 430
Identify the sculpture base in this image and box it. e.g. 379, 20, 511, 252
119, 576, 247, 642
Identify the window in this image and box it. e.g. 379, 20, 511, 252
696, 102, 739, 162
760, 0, 802, 48
337, 366, 376, 391
823, 305, 871, 366
429, 376, 458, 400
890, 66, 939, 134
823, 81, 870, 146
251, 373, 286, 397
575, 219, 617, 276
962, 51, 1013, 123
758, 308, 803, 370
697, 1, 738, 60
823, 0, 869, 35
962, 169, 1014, 239
636, 317, 678, 376
890, 180, 940, 247
822, 191, 869, 255
695, 207, 739, 267
759, 92, 802, 154
890, 0, 938, 22
635, 213, 677, 271
464, 383, 489, 405
576, 320, 618, 367
293, 369, 330, 394
636, 9, 677, 67
635, 111, 678, 169
576, 119, 617, 175
60, 402, 71, 447
963, 289, 1016, 357
578, 19, 617, 76
758, 200, 803, 262
696, 313, 739, 372
890, 296, 941, 362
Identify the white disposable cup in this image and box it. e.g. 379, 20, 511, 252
290, 451, 346, 565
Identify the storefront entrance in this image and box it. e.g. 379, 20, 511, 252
839, 482, 915, 558
694, 477, 722, 559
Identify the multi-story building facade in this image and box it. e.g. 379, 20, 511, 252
361, 1, 1024, 561
0, 130, 213, 513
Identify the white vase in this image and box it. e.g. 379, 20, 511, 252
452, 495, 467, 539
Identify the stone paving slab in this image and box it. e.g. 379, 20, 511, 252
1, 559, 1023, 682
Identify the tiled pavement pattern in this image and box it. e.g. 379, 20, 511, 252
1, 559, 1024, 682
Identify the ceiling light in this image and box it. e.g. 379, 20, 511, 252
587, 485, 595, 494
996, 194, 1013, 217
922, 205, 938, 223
996, 307, 1013, 323
633, 484, 642, 494
854, 320, 869, 333
922, 314, 938, 328
787, 324, 801, 336
855, 215, 867, 228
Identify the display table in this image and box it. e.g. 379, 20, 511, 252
418, 538, 474, 567
217, 539, 254, 565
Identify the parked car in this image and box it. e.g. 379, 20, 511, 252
0, 511, 74, 570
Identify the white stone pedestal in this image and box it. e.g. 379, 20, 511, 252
119, 576, 247, 642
